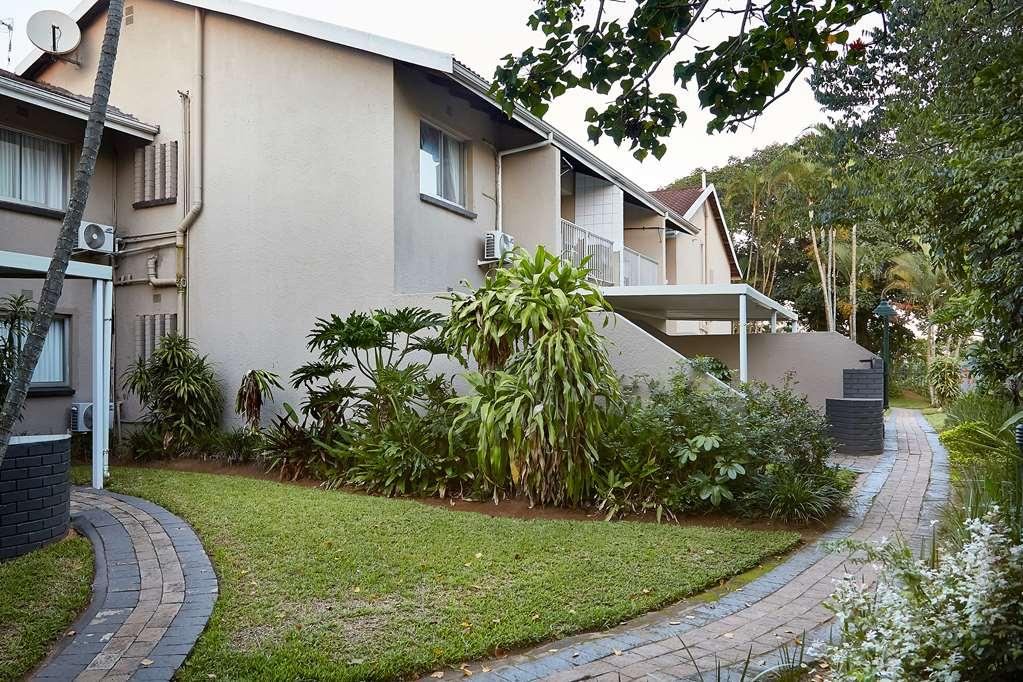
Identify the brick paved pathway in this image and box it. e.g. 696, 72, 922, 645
32, 489, 217, 682
440, 409, 948, 681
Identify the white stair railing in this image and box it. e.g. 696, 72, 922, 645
560, 219, 615, 286
622, 246, 659, 286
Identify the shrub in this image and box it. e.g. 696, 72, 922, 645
123, 335, 223, 450
820, 513, 1023, 680
269, 307, 453, 486
928, 355, 962, 407
235, 369, 282, 430
335, 377, 473, 498
946, 390, 1019, 430
0, 294, 33, 402
742, 464, 854, 524
444, 246, 622, 506
596, 365, 845, 521
688, 355, 733, 384
259, 403, 343, 481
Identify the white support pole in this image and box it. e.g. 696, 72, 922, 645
91, 279, 104, 490
738, 293, 748, 383
102, 280, 114, 478
770, 311, 778, 334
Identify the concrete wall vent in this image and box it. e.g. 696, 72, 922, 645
133, 141, 178, 209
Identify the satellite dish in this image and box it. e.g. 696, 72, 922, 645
26, 10, 81, 56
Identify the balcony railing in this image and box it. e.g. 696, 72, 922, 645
622, 246, 659, 286
560, 219, 615, 286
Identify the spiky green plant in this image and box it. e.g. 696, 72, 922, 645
123, 335, 223, 449
444, 246, 622, 506
928, 355, 962, 407
0, 294, 35, 403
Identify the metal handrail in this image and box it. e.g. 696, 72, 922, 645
560, 219, 615, 286
622, 246, 659, 286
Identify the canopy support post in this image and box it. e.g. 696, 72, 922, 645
738, 293, 748, 383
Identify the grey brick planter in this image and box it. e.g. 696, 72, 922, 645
827, 398, 885, 454
0, 435, 71, 560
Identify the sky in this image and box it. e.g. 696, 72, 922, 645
4, 0, 846, 190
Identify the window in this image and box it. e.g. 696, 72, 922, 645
0, 127, 69, 210
419, 121, 466, 207
32, 317, 70, 387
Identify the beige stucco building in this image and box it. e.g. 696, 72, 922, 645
2, 0, 877, 447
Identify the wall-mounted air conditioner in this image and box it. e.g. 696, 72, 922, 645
76, 221, 116, 254
482, 231, 515, 262
70, 402, 113, 432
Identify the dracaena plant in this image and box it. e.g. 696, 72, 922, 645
123, 335, 223, 449
443, 246, 623, 506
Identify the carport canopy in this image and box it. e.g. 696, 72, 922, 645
601, 284, 798, 384
601, 284, 797, 323
1, 250, 112, 490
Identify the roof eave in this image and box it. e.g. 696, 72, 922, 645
449, 62, 683, 222
0, 76, 158, 141
17, 0, 453, 77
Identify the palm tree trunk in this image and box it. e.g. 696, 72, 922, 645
810, 226, 834, 332
0, 0, 125, 468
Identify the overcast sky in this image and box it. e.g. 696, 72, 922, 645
5, 0, 854, 190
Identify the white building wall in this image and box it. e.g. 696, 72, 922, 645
573, 173, 624, 248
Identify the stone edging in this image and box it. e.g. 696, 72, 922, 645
31, 488, 217, 682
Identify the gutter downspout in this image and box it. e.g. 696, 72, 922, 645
173, 7, 204, 335
495, 133, 553, 233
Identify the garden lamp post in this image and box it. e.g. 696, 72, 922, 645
874, 299, 896, 409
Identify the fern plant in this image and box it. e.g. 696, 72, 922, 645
444, 246, 623, 506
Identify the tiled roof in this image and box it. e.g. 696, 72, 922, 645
0, 68, 146, 123
650, 186, 705, 215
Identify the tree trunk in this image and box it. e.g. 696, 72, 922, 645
810, 226, 834, 332
0, 0, 125, 468
926, 300, 937, 407
849, 223, 857, 343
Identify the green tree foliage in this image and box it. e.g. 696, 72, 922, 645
813, 0, 1023, 400
444, 247, 622, 506
494, 0, 882, 159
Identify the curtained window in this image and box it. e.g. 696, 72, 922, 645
0, 127, 69, 211
419, 121, 466, 207
31, 317, 70, 386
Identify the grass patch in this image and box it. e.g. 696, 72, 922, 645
71, 466, 800, 681
0, 535, 93, 681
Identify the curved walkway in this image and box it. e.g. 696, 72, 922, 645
451, 409, 949, 681
32, 489, 217, 682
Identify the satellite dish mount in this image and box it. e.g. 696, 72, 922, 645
26, 10, 82, 65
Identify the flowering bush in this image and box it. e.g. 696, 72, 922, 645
820, 514, 1023, 680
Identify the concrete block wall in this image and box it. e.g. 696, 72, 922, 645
826, 398, 885, 455
843, 367, 884, 399
0, 435, 72, 559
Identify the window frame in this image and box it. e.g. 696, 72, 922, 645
0, 124, 72, 212
27, 314, 72, 393
418, 119, 469, 210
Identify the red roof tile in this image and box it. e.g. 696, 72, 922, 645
651, 186, 705, 216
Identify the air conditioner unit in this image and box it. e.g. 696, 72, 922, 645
482, 231, 515, 262
76, 221, 115, 254
70, 402, 113, 432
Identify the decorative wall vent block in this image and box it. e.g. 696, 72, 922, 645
133, 141, 177, 208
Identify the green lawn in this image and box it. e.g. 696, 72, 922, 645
890, 390, 947, 431
71, 466, 800, 681
0, 535, 93, 681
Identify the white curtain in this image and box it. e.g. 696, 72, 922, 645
442, 135, 463, 205
0, 128, 20, 202
0, 128, 67, 210
20, 133, 67, 209
32, 318, 67, 384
